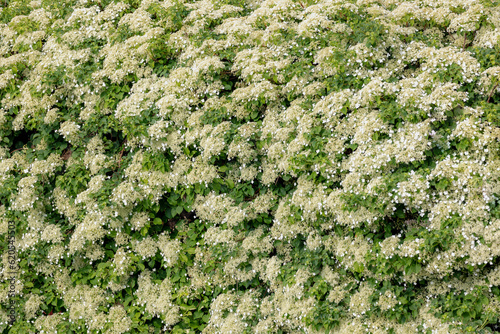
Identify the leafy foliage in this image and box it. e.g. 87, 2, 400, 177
0, 0, 500, 333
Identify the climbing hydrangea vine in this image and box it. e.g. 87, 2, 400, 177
1, 0, 500, 333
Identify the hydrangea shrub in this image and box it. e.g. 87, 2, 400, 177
1, 0, 500, 333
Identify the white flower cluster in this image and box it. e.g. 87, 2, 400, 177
57, 121, 81, 144
134, 270, 180, 326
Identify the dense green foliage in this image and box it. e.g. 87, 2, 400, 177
1, 0, 500, 333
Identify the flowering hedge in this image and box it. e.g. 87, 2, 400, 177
1, 0, 500, 332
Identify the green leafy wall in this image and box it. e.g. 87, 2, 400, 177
1, 0, 500, 333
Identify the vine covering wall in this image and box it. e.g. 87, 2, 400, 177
1, 0, 500, 333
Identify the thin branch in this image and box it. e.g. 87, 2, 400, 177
9, 147, 25, 154
487, 83, 499, 103
117, 138, 128, 168
117, 148, 125, 168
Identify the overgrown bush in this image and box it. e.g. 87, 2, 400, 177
1, 0, 500, 333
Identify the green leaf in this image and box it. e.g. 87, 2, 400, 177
180, 304, 196, 311
174, 206, 183, 215
353, 262, 364, 273
179, 253, 188, 263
